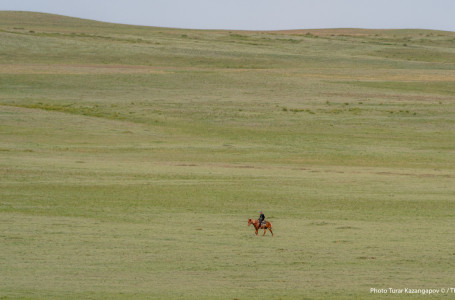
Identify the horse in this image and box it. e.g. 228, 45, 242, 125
248, 218, 273, 237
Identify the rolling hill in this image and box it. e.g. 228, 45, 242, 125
1, 11, 455, 299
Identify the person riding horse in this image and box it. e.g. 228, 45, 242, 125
258, 211, 265, 228
248, 214, 273, 237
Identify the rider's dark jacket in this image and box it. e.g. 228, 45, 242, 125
258, 213, 265, 224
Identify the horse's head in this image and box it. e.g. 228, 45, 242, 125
248, 218, 252, 226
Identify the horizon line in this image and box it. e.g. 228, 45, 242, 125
1, 10, 454, 33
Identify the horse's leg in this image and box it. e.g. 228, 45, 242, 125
263, 228, 266, 236
269, 228, 274, 237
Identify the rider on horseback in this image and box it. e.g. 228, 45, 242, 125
258, 211, 265, 228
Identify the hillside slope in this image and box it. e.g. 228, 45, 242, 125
1, 11, 455, 300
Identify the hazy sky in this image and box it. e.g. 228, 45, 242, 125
2, 0, 455, 31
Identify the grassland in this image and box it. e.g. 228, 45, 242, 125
1, 11, 455, 299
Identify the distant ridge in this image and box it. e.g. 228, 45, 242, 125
0, 11, 107, 27
1, 11, 454, 36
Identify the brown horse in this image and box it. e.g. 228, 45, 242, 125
248, 218, 273, 237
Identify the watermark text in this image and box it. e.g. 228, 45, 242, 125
370, 287, 455, 295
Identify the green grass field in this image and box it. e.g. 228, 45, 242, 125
1, 11, 455, 299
